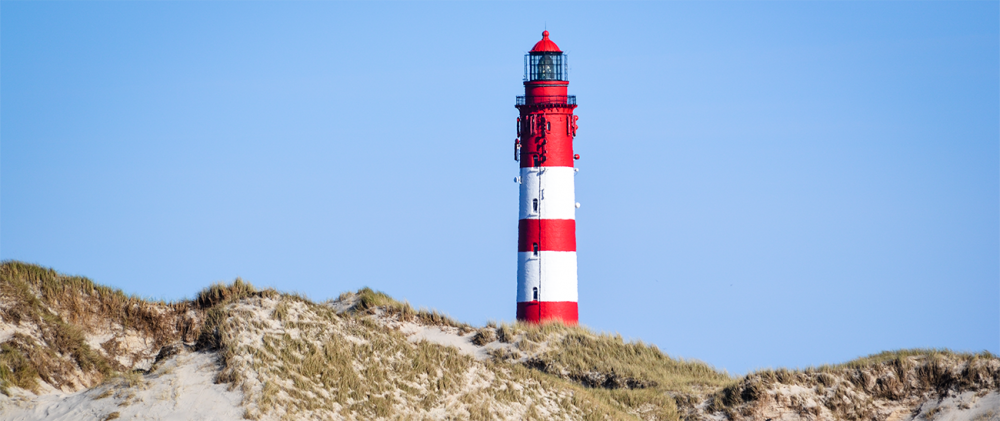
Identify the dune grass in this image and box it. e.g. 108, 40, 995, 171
202, 291, 641, 420
477, 321, 734, 421
0, 261, 262, 395
0, 262, 117, 392
0, 341, 39, 394
195, 277, 260, 309
4, 261, 999, 421
706, 348, 1000, 421
834, 348, 996, 369
348, 287, 474, 332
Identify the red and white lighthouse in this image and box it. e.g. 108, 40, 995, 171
514, 31, 579, 324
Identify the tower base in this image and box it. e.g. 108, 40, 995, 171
516, 301, 578, 324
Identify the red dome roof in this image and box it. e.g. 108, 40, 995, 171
530, 30, 561, 53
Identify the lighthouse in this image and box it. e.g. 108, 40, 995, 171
514, 31, 579, 324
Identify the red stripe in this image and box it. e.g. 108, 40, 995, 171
516, 301, 578, 325
518, 136, 574, 168
517, 93, 575, 168
518, 219, 576, 252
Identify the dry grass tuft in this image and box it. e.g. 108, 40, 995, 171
347, 287, 472, 331
0, 342, 39, 394
195, 278, 266, 309
472, 328, 497, 346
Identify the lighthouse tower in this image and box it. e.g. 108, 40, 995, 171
514, 31, 579, 324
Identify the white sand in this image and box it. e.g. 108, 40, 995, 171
398, 323, 485, 358
914, 391, 1000, 421
395, 322, 546, 362
0, 350, 244, 421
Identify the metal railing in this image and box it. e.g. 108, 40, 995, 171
515, 95, 576, 106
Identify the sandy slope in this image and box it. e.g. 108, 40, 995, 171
0, 351, 243, 421
911, 391, 999, 421
394, 320, 525, 361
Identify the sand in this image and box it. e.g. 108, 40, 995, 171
0, 350, 244, 421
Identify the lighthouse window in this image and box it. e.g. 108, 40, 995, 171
533, 155, 540, 167
533, 243, 539, 255
533, 287, 538, 301
533, 199, 538, 212
525, 52, 567, 81
546, 121, 551, 131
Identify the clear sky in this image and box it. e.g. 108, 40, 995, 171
2, 2, 997, 375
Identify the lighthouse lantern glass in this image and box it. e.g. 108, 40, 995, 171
525, 52, 567, 81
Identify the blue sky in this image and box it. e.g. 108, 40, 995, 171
2, 2, 997, 375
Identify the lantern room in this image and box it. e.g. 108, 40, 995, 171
524, 30, 568, 82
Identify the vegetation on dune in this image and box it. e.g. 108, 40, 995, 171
530, 325, 733, 420
346, 287, 474, 332
198, 288, 632, 420
0, 262, 118, 392
0, 261, 251, 395
837, 348, 997, 369
706, 349, 1000, 421
471, 320, 735, 421
0, 341, 40, 394
520, 323, 732, 390
196, 278, 262, 309
2, 261, 999, 421
337, 288, 735, 419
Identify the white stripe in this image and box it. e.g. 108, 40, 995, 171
517, 251, 578, 302
519, 167, 576, 220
